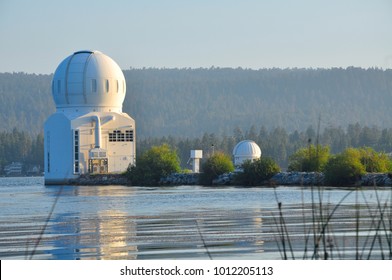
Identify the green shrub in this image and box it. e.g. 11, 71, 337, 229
358, 147, 392, 173
324, 148, 365, 186
288, 145, 330, 172
126, 144, 180, 186
235, 157, 281, 186
200, 152, 234, 185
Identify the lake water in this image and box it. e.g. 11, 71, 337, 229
0, 177, 391, 260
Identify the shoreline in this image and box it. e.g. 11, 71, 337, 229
62, 172, 392, 187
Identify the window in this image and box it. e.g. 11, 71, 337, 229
125, 130, 134, 141
47, 152, 50, 172
105, 79, 109, 93
92, 79, 97, 93
74, 130, 80, 174
46, 131, 50, 173
116, 80, 119, 93
108, 129, 134, 142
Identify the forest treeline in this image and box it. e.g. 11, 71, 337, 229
0, 129, 43, 172
1, 123, 392, 173
137, 123, 392, 169
1, 67, 392, 137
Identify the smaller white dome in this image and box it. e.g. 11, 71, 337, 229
232, 140, 261, 166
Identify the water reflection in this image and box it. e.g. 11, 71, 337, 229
45, 186, 139, 260
44, 208, 269, 260
0, 178, 391, 260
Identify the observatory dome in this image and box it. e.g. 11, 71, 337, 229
232, 140, 261, 166
52, 50, 126, 110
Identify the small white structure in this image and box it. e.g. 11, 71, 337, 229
44, 50, 135, 184
189, 150, 203, 173
232, 140, 261, 167
4, 162, 23, 176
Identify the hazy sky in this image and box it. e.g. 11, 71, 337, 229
1, 0, 392, 73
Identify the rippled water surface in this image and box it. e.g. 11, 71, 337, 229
0, 177, 391, 260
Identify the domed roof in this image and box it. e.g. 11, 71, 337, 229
52, 50, 126, 110
233, 140, 261, 157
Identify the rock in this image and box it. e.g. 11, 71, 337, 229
69, 172, 392, 187
159, 173, 201, 185
360, 173, 392, 186
212, 173, 234, 185
69, 174, 129, 185
270, 172, 324, 186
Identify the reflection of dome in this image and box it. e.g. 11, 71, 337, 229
233, 140, 261, 166
52, 50, 126, 110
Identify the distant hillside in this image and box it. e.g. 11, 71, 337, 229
0, 72, 53, 134
1, 68, 392, 137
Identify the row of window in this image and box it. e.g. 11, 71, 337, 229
53, 79, 125, 94
109, 130, 134, 142
46, 132, 50, 173
74, 130, 80, 174
93, 79, 125, 94
90, 150, 107, 158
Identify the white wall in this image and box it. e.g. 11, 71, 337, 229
44, 113, 75, 184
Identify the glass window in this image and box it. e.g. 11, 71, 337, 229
47, 131, 50, 173
92, 79, 97, 93
126, 130, 134, 141
74, 130, 80, 174
106, 80, 109, 93
116, 80, 119, 93
108, 130, 133, 142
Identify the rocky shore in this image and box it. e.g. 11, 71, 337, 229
159, 173, 200, 185
67, 172, 392, 187
360, 173, 392, 186
210, 172, 325, 186
211, 172, 392, 186
68, 174, 129, 185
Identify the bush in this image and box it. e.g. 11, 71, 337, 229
358, 147, 392, 173
200, 152, 234, 185
324, 148, 365, 186
234, 157, 281, 186
126, 144, 180, 186
288, 145, 330, 172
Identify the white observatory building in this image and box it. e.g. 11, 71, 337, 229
44, 50, 135, 184
232, 140, 261, 168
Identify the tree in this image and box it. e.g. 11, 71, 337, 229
126, 144, 180, 186
28, 133, 44, 166
288, 145, 330, 172
200, 151, 234, 185
358, 147, 392, 173
268, 127, 288, 166
245, 125, 258, 140
324, 148, 365, 186
234, 157, 281, 186
233, 126, 244, 143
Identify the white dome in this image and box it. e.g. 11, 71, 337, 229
233, 140, 261, 166
52, 50, 126, 110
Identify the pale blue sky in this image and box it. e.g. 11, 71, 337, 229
1, 0, 392, 73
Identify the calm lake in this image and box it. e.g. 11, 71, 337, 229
0, 177, 391, 260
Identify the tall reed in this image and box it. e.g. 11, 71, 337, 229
273, 182, 392, 260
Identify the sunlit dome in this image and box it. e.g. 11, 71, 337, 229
232, 140, 261, 166
52, 50, 126, 110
